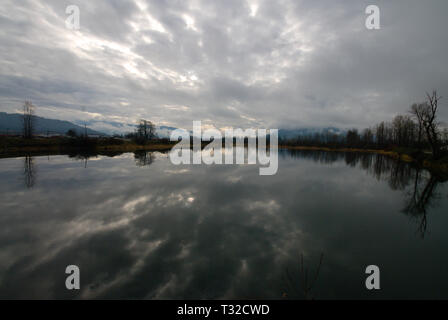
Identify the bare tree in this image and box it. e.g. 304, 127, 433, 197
424, 90, 442, 158
135, 119, 156, 144
391, 115, 416, 147
375, 122, 386, 146
346, 129, 360, 147
361, 128, 374, 146
22, 101, 36, 139
409, 103, 426, 146
409, 91, 443, 158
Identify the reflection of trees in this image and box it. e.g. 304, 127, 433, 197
134, 151, 155, 167
402, 170, 441, 238
345, 153, 414, 191
68, 151, 128, 168
345, 152, 358, 167
283, 253, 324, 300
284, 149, 420, 190
372, 153, 391, 181
68, 151, 98, 168
23, 155, 36, 188
284, 149, 446, 238
360, 153, 373, 171
388, 160, 414, 190
365, 154, 443, 238
281, 149, 342, 164
70, 155, 91, 168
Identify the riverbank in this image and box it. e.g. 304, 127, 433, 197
0, 136, 176, 159
280, 145, 448, 173
1, 137, 447, 174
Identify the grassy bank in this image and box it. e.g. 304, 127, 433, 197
280, 145, 448, 173
0, 136, 176, 159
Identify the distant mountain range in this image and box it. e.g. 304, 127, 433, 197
153, 126, 346, 139
0, 112, 104, 136
0, 112, 180, 138
278, 127, 345, 139
0, 112, 346, 139
83, 120, 345, 139
74, 118, 346, 139
68, 118, 177, 138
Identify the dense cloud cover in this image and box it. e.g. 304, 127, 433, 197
1, 0, 447, 133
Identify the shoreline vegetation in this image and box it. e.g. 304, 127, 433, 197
280, 145, 448, 174
0, 136, 176, 158
1, 136, 447, 175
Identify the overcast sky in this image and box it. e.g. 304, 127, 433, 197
1, 0, 447, 133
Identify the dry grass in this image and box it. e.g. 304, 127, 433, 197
0, 136, 175, 159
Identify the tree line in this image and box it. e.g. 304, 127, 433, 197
281, 91, 447, 160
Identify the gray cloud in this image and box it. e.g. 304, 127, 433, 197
1, 0, 447, 132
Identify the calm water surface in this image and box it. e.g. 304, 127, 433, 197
0, 150, 447, 299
